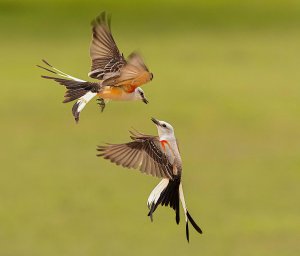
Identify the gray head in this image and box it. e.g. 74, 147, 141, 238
135, 87, 148, 104
151, 117, 175, 137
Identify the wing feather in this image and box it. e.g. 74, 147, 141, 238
97, 132, 174, 179
101, 52, 151, 87
89, 12, 126, 80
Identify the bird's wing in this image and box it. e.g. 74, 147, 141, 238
97, 130, 174, 179
101, 52, 151, 89
89, 12, 126, 80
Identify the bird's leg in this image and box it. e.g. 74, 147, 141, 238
97, 98, 106, 112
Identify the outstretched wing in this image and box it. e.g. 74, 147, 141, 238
102, 52, 153, 89
89, 12, 126, 80
97, 130, 174, 179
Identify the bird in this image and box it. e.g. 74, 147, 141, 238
96, 118, 203, 241
37, 12, 153, 123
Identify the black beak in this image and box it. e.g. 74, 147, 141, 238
151, 117, 160, 125
142, 97, 149, 104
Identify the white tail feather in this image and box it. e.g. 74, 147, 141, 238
77, 92, 97, 112
179, 183, 188, 222
39, 60, 86, 82
72, 91, 97, 122
147, 178, 169, 208
52, 67, 85, 82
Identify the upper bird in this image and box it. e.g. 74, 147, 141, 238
37, 12, 153, 123
97, 118, 203, 242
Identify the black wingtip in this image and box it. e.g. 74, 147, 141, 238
187, 211, 203, 234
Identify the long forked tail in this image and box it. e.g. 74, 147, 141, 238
37, 59, 98, 123
179, 183, 203, 242
147, 178, 202, 242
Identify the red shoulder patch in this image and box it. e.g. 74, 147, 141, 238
160, 140, 168, 151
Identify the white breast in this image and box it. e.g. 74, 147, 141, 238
162, 138, 182, 167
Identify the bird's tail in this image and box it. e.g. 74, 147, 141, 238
147, 178, 202, 242
71, 91, 97, 123
179, 183, 203, 242
147, 177, 181, 224
37, 59, 98, 123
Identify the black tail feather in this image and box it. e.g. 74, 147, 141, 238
148, 203, 156, 222
147, 177, 181, 224
186, 222, 190, 242
72, 102, 80, 123
42, 59, 52, 67
187, 211, 202, 234
185, 211, 202, 242
37, 65, 57, 74
175, 198, 180, 224
63, 89, 87, 103
38, 61, 99, 103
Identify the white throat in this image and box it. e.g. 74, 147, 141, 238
158, 130, 176, 142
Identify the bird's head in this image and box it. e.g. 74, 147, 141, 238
151, 117, 174, 137
135, 87, 148, 104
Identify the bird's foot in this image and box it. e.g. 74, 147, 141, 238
97, 98, 106, 112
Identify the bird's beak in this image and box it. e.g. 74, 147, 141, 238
151, 117, 160, 125
142, 97, 149, 104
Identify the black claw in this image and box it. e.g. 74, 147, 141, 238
97, 98, 106, 112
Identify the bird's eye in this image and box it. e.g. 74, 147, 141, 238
162, 124, 167, 128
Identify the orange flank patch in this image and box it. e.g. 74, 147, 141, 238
97, 71, 152, 99
98, 87, 123, 99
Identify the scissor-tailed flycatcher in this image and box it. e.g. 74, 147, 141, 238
37, 12, 153, 123
97, 118, 202, 241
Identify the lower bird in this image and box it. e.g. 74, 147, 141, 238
97, 118, 203, 241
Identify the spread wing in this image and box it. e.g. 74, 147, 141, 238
97, 130, 174, 179
89, 12, 126, 80
102, 52, 152, 87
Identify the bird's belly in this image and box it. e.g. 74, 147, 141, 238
98, 87, 132, 101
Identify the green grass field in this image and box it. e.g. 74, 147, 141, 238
1, 0, 300, 255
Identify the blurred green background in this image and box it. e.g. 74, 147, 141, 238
1, 0, 300, 255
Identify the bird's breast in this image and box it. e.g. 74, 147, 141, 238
160, 139, 182, 169
98, 87, 134, 101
